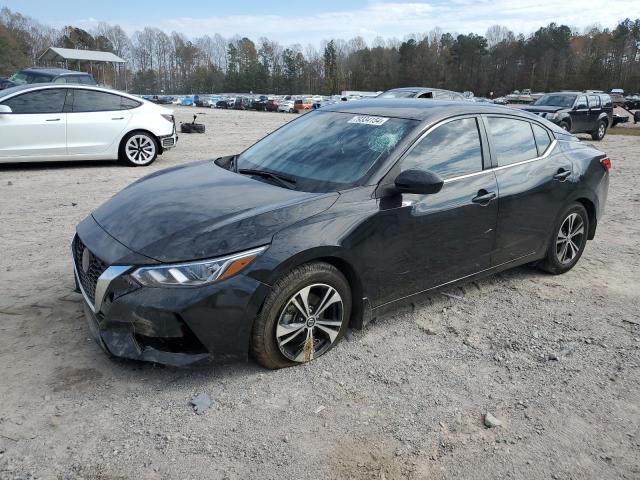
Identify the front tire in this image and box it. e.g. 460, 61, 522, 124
251, 262, 351, 369
591, 120, 607, 141
558, 121, 570, 132
539, 202, 589, 274
119, 131, 158, 167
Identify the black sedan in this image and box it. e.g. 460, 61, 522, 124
72, 99, 610, 368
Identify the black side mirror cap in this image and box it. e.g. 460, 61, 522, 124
394, 169, 444, 195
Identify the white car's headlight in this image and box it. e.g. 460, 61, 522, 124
131, 246, 267, 287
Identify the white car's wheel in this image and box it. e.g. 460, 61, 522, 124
120, 132, 158, 167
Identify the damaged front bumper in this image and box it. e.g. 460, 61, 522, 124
72, 223, 270, 367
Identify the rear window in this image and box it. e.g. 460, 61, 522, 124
486, 117, 538, 166
120, 97, 141, 109
72, 90, 126, 112
600, 95, 612, 108
532, 124, 551, 156
588, 95, 601, 108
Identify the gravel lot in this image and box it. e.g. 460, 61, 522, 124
1, 106, 639, 479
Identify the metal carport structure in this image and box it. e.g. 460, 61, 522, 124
37, 47, 127, 89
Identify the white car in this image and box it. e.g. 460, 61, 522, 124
0, 84, 178, 166
277, 100, 295, 113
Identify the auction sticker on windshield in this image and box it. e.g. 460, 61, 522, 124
348, 115, 389, 126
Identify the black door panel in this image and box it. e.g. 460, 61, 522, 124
371, 172, 498, 305
493, 153, 573, 264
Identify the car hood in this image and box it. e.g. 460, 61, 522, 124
521, 105, 565, 113
91, 161, 338, 263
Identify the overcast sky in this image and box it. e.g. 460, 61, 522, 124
5, 0, 639, 45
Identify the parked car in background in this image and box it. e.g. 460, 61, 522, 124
293, 97, 313, 113
506, 90, 535, 104
216, 97, 235, 109
71, 99, 610, 368
610, 89, 625, 106
251, 95, 269, 111
194, 95, 216, 107
623, 94, 640, 110
181, 96, 194, 106
234, 96, 251, 110
277, 100, 295, 113
521, 92, 613, 140
0, 84, 177, 166
0, 77, 16, 90
8, 68, 96, 86
378, 87, 466, 101
265, 98, 279, 112
157, 96, 174, 105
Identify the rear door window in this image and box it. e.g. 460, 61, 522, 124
72, 90, 124, 112
576, 95, 588, 109
532, 124, 551, 156
600, 95, 612, 108
2, 88, 68, 114
401, 117, 483, 178
120, 97, 141, 109
486, 117, 538, 166
588, 95, 600, 108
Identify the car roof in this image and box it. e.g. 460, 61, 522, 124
320, 98, 544, 122
20, 67, 90, 76
383, 86, 457, 94
0, 82, 138, 101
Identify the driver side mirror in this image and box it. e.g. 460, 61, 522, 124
394, 169, 444, 195
0, 105, 12, 114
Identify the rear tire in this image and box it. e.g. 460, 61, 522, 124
119, 131, 158, 167
251, 262, 351, 369
539, 202, 589, 275
591, 120, 607, 141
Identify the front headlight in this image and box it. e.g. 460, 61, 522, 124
131, 246, 267, 287
545, 112, 558, 120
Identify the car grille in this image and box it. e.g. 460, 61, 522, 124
73, 235, 108, 304
162, 137, 175, 147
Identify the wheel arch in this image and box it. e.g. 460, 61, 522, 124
261, 247, 367, 330
559, 115, 572, 130
574, 197, 597, 240
118, 128, 163, 156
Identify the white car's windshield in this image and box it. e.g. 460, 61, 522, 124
236, 111, 418, 192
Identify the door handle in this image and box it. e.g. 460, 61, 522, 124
111, 117, 124, 120
472, 190, 496, 205
46, 118, 61, 122
553, 169, 571, 181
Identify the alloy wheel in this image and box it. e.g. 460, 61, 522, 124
125, 135, 156, 165
556, 213, 585, 264
598, 122, 606, 139
276, 283, 344, 362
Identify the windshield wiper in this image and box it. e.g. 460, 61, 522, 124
238, 168, 297, 190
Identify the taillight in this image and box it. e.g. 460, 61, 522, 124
161, 114, 174, 124
600, 157, 611, 171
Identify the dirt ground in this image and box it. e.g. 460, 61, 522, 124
0, 106, 639, 480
